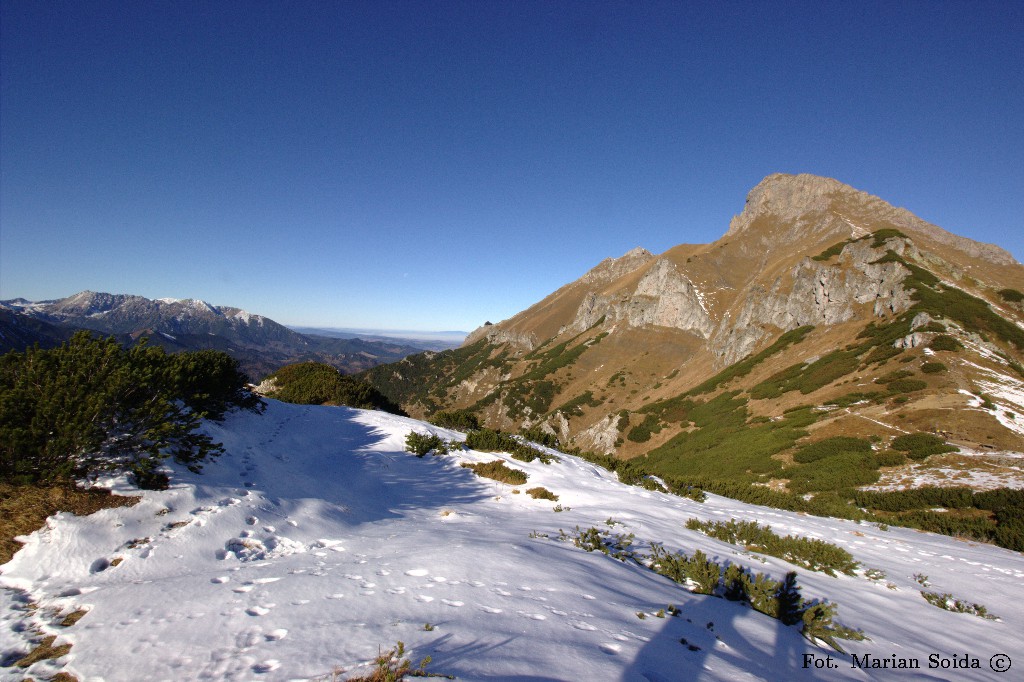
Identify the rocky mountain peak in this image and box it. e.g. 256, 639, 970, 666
726, 173, 1017, 266
579, 247, 655, 285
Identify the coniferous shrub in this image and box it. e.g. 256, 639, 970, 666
263, 362, 402, 412
793, 437, 873, 463
428, 409, 480, 431
777, 572, 804, 625
404, 432, 448, 457
998, 288, 1024, 303
0, 332, 260, 486
723, 564, 749, 601
465, 428, 557, 463
686, 550, 720, 595
891, 433, 957, 460
920, 361, 947, 374
928, 335, 962, 352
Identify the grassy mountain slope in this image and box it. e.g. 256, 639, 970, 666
363, 174, 1024, 500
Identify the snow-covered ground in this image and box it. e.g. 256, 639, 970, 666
3, 401, 1023, 681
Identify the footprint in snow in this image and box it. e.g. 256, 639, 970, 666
415, 595, 435, 603
252, 659, 281, 673
386, 587, 406, 595
570, 620, 596, 631
233, 585, 254, 593
581, 594, 596, 600
493, 588, 512, 597
479, 606, 503, 614
377, 569, 391, 576
246, 516, 259, 526
600, 643, 622, 655
405, 569, 429, 577
245, 605, 272, 617
265, 629, 287, 641
518, 611, 546, 621
442, 599, 464, 607
211, 576, 230, 584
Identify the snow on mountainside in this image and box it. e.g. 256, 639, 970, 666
3, 401, 1023, 681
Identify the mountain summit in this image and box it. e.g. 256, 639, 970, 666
365, 173, 1024, 494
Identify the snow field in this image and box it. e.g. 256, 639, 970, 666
2, 400, 1023, 681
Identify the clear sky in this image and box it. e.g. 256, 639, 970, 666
2, 1, 1022, 332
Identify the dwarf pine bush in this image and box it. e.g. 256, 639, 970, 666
0, 332, 262, 487
404, 431, 455, 457
685, 518, 860, 576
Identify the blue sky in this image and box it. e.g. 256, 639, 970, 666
2, 1, 1022, 332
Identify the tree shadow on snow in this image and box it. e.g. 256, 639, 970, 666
621, 581, 833, 682
198, 404, 493, 526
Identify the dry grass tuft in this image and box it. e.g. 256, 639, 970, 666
15, 635, 72, 668
59, 609, 88, 627
460, 461, 527, 485
0, 483, 139, 565
526, 487, 559, 501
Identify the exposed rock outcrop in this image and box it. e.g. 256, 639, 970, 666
567, 258, 715, 337
710, 236, 915, 365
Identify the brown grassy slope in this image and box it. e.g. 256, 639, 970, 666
0, 483, 139, 565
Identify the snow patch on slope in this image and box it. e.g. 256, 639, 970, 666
3, 401, 1024, 681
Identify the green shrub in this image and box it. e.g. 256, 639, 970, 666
751, 349, 860, 399
264, 362, 401, 412
920, 591, 997, 620
891, 433, 957, 460
0, 333, 260, 486
826, 391, 884, 407
920, 361, 947, 374
928, 335, 962, 352
787, 452, 881, 493
554, 391, 602, 417
875, 369, 915, 383
998, 288, 1024, 303
404, 432, 451, 457
519, 425, 560, 449
684, 326, 813, 396
870, 228, 908, 247
812, 241, 850, 261
465, 428, 558, 463
793, 437, 873, 464
627, 413, 661, 443
685, 518, 859, 576
885, 378, 928, 394
461, 460, 527, 485
428, 409, 480, 431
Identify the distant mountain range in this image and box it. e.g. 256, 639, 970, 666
290, 326, 466, 352
0, 292, 428, 380
363, 173, 1024, 494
